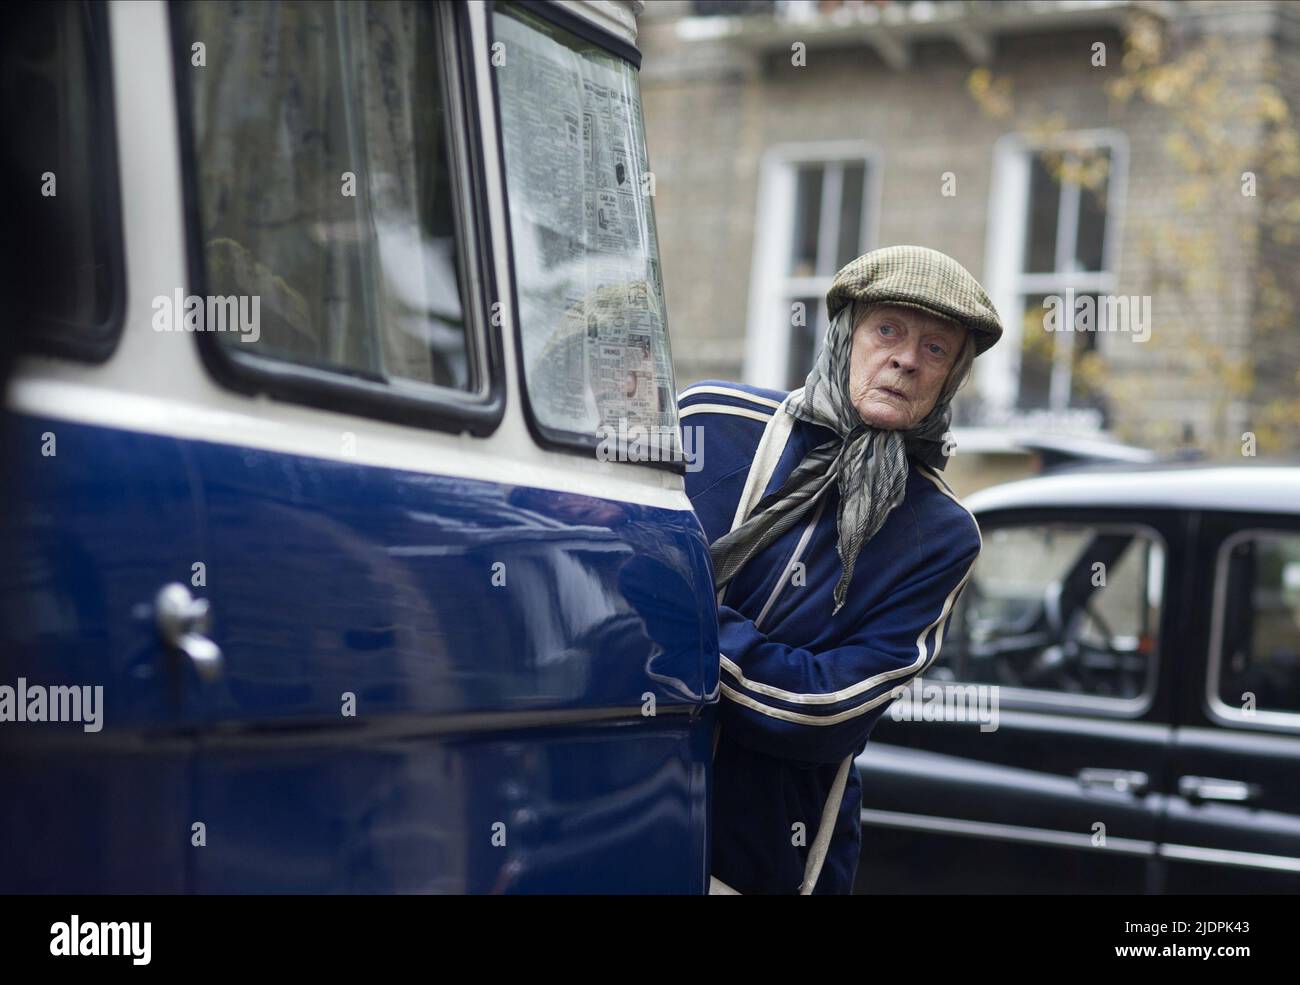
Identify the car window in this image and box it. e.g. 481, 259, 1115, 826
175, 0, 480, 394
1213, 531, 1300, 721
935, 523, 1164, 710
492, 3, 680, 464
4, 0, 123, 359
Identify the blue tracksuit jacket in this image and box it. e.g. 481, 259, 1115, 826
679, 380, 982, 894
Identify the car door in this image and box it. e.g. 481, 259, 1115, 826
857, 507, 1183, 893
1162, 510, 1300, 892
165, 0, 716, 892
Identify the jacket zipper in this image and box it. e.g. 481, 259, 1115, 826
754, 478, 833, 631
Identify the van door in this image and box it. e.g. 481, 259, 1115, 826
0, 0, 196, 892
168, 0, 716, 892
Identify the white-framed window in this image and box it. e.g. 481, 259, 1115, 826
744, 143, 880, 390
977, 130, 1127, 429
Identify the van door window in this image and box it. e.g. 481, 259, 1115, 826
173, 0, 498, 430
492, 4, 680, 466
4, 0, 124, 360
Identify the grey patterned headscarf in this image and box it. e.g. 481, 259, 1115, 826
709, 246, 1003, 616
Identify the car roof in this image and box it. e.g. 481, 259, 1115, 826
965, 461, 1300, 516
954, 426, 1159, 464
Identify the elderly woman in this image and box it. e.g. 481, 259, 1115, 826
679, 245, 1003, 894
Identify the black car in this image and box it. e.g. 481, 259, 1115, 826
856, 462, 1300, 894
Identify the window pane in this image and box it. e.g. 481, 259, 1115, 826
1017, 293, 1053, 410
1023, 153, 1060, 274
1069, 306, 1107, 421
835, 162, 866, 270
1074, 149, 1111, 272
947, 525, 1161, 701
1016, 292, 1109, 417
5, 0, 120, 346
178, 0, 472, 389
786, 297, 820, 390
494, 5, 679, 455
1218, 534, 1300, 715
789, 165, 823, 278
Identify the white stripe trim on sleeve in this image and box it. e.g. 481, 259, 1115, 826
677, 384, 783, 410
719, 679, 899, 725
679, 403, 773, 424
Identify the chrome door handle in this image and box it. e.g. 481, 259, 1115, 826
155, 583, 223, 683
1178, 775, 1257, 803
1077, 768, 1149, 795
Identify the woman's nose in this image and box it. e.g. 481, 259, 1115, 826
890, 347, 920, 371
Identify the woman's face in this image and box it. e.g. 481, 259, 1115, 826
847, 304, 966, 430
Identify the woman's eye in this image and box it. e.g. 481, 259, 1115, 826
879, 323, 896, 337
928, 343, 947, 357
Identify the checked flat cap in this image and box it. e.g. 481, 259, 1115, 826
826, 245, 1004, 356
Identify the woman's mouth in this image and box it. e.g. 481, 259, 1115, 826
877, 386, 909, 401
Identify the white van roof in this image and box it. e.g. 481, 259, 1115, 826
553, 0, 644, 49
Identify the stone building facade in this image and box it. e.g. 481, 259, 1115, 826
639, 0, 1300, 492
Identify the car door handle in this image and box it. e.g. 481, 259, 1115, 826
1178, 775, 1257, 803
155, 583, 224, 683
1077, 768, 1149, 795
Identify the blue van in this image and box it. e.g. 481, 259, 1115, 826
0, 0, 719, 893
